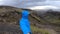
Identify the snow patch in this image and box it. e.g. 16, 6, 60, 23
27, 5, 59, 10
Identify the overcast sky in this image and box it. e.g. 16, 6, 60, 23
0, 0, 60, 8
19, 0, 60, 8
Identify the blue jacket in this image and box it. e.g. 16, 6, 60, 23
19, 10, 31, 34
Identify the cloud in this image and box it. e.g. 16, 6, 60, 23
19, 0, 60, 8
20, 0, 47, 8
0, 0, 60, 8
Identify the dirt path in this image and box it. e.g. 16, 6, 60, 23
0, 24, 23, 34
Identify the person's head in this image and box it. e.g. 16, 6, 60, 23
22, 9, 30, 18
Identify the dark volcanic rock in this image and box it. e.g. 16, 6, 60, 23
0, 6, 23, 34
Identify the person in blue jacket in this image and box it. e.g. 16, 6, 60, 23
19, 9, 32, 34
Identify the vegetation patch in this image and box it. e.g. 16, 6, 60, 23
31, 25, 50, 34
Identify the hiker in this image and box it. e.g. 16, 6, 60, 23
19, 9, 32, 34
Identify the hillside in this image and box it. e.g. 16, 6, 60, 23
0, 6, 59, 34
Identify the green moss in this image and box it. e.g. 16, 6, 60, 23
31, 25, 50, 34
